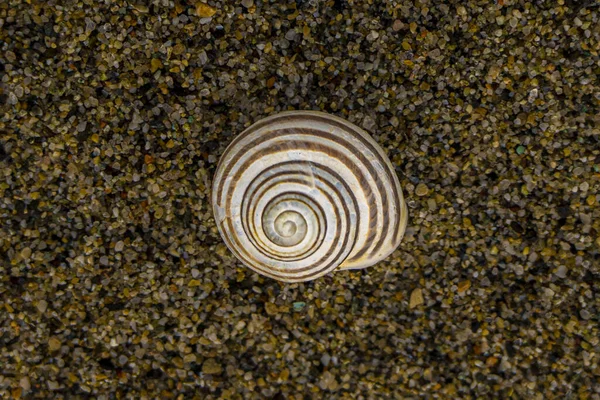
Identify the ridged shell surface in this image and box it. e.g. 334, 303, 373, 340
212, 111, 408, 283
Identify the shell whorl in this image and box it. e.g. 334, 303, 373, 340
211, 111, 408, 283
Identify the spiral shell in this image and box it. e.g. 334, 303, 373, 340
212, 111, 408, 282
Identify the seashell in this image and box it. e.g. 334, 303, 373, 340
212, 111, 408, 282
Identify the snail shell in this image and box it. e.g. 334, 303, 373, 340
212, 111, 408, 283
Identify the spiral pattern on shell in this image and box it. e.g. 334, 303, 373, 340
212, 111, 408, 283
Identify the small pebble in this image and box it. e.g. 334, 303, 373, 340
48, 337, 61, 352
37, 300, 48, 313
427, 198, 437, 211
409, 288, 424, 309
20, 247, 32, 260
580, 309, 591, 320
415, 183, 429, 197
514, 265, 524, 276
265, 302, 278, 315
457, 280, 471, 293
586, 195, 596, 206
555, 265, 568, 278
8, 92, 18, 105
196, 3, 216, 18
319, 371, 339, 391
202, 358, 222, 375
19, 377, 31, 392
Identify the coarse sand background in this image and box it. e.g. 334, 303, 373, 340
1, 0, 599, 398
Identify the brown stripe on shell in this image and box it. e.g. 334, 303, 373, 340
212, 111, 407, 282
220, 207, 353, 282
220, 160, 357, 279
241, 161, 360, 261
236, 169, 355, 273
238, 111, 404, 252
218, 131, 383, 260
245, 186, 327, 262
219, 206, 353, 281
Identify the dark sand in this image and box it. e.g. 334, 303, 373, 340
1, 0, 599, 398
